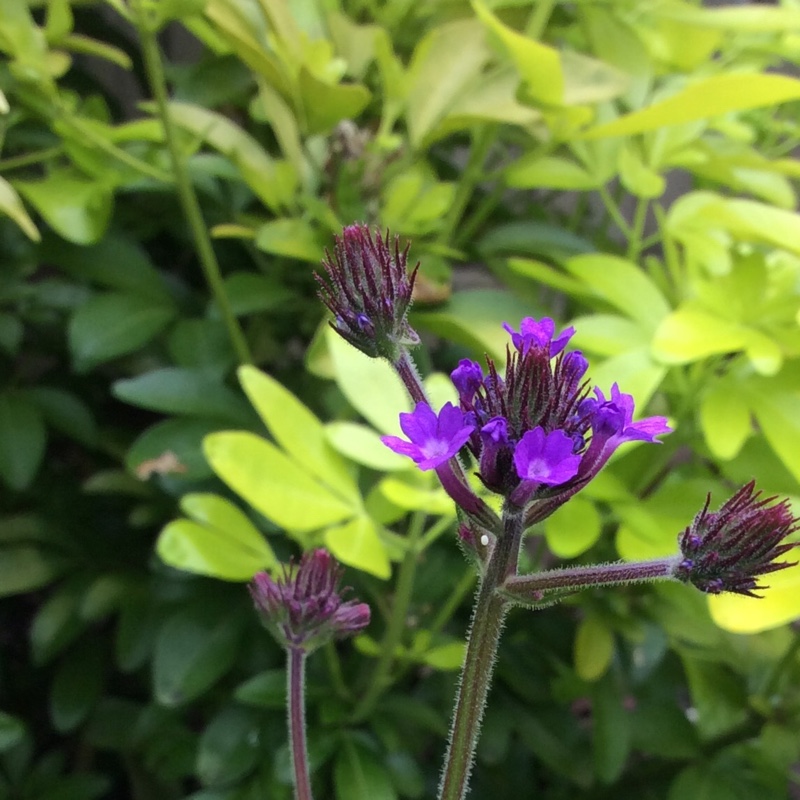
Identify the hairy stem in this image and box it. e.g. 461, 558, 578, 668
438, 510, 524, 800
133, 3, 252, 365
288, 648, 313, 800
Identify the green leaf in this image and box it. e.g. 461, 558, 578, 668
700, 379, 751, 460
50, 639, 105, 732
472, 0, 563, 106
0, 546, 64, 597
746, 384, 800, 483
420, 641, 465, 671
196, 707, 261, 787
479, 221, 594, 263
204, 431, 355, 533
0, 175, 39, 240
238, 366, 358, 502
167, 319, 235, 376
565, 254, 670, 331
254, 218, 322, 262
222, 273, 294, 316
157, 493, 276, 581
126, 418, 223, 481
162, 101, 294, 210
379, 476, 453, 515
69, 292, 175, 371
652, 306, 747, 364
505, 155, 600, 190
25, 387, 98, 448
334, 738, 397, 800
153, 605, 242, 707
325, 422, 407, 471
0, 313, 22, 356
582, 73, 800, 139
113, 368, 250, 422
571, 314, 649, 357
591, 670, 631, 784
14, 170, 112, 244
617, 144, 665, 199
544, 496, 602, 558
324, 515, 391, 579
574, 615, 614, 682
413, 289, 538, 361
405, 18, 489, 147
0, 393, 46, 490
298, 66, 370, 135
234, 669, 286, 708
0, 712, 25, 752
326, 327, 410, 434
709, 561, 800, 634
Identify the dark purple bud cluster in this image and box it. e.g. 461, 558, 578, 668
316, 224, 420, 361
250, 549, 370, 652
383, 316, 671, 520
675, 482, 798, 596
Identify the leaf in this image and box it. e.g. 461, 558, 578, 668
0, 546, 64, 596
204, 431, 355, 533
746, 385, 800, 483
69, 292, 175, 371
709, 561, 800, 633
0, 393, 46, 490
565, 254, 670, 331
326, 327, 410, 434
334, 738, 397, 800
157, 493, 276, 581
14, 170, 112, 244
50, 639, 105, 732
254, 218, 322, 262
153, 605, 243, 706
325, 422, 408, 471
238, 366, 359, 502
25, 387, 98, 448
574, 615, 614, 682
651, 306, 747, 364
472, 0, 563, 106
0, 712, 25, 752
196, 707, 261, 787
234, 669, 286, 708
591, 670, 631, 784
618, 144, 665, 199
0, 175, 39, 240
582, 73, 800, 139
161, 101, 294, 210
324, 515, 391, 579
298, 66, 371, 135
405, 18, 489, 147
699, 379, 751, 460
571, 314, 649, 357
113, 368, 251, 422
420, 641, 465, 671
544, 496, 602, 558
505, 155, 600, 190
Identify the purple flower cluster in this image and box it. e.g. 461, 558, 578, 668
675, 482, 798, 596
382, 317, 671, 517
250, 549, 370, 653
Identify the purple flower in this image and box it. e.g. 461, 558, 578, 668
513, 427, 581, 486
316, 225, 419, 361
674, 482, 798, 597
503, 317, 575, 357
250, 549, 370, 652
588, 384, 671, 445
452, 359, 484, 405
381, 402, 475, 471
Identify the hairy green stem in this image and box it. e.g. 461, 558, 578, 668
351, 512, 426, 722
133, 3, 252, 365
288, 648, 313, 800
438, 510, 524, 800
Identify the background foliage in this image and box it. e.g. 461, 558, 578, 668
3, 0, 800, 798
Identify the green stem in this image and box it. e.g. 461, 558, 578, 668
440, 126, 496, 246
438, 509, 524, 800
0, 145, 64, 172
323, 640, 351, 701
525, 0, 557, 37
454, 181, 505, 249
429, 567, 476, 636
287, 648, 313, 800
351, 512, 426, 722
626, 198, 649, 262
133, 3, 252, 365
599, 184, 632, 240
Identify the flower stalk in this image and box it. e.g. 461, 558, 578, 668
288, 648, 313, 800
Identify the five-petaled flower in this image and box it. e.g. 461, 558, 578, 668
250, 549, 370, 653
674, 482, 798, 597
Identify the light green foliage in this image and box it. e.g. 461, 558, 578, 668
4, 1, 800, 797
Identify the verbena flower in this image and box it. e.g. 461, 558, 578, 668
381, 402, 475, 471
383, 316, 671, 517
674, 482, 798, 596
250, 549, 370, 652
315, 224, 420, 361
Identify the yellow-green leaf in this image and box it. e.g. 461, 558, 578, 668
204, 431, 355, 532
324, 515, 391, 579
0, 176, 39, 241
544, 496, 602, 558
574, 615, 614, 682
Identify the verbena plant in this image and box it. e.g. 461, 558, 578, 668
2, 1, 800, 798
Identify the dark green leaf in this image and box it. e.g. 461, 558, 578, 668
0, 393, 46, 490
196, 706, 261, 786
50, 638, 106, 732
334, 737, 397, 800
